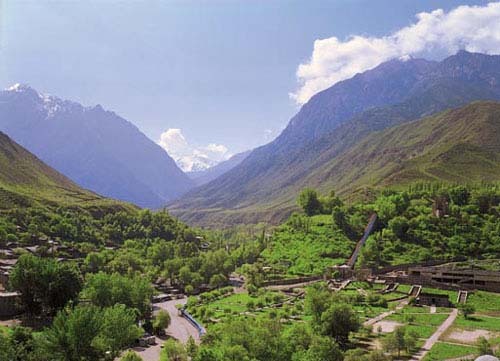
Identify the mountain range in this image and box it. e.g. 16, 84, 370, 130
0, 84, 193, 208
170, 51, 500, 226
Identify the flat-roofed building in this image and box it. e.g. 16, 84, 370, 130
408, 266, 500, 293
0, 291, 20, 317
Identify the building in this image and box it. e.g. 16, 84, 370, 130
416, 292, 451, 307
407, 266, 500, 293
0, 291, 20, 317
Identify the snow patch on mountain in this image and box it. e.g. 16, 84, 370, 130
158, 128, 232, 172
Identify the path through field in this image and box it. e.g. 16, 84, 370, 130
409, 308, 458, 361
363, 298, 409, 328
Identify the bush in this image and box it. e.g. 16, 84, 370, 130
121, 351, 142, 361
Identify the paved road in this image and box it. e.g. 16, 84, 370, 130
132, 297, 200, 361
410, 308, 458, 361
156, 298, 200, 345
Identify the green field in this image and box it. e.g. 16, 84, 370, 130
386, 310, 451, 338
454, 315, 500, 332
187, 290, 305, 325
467, 291, 500, 316
422, 341, 477, 361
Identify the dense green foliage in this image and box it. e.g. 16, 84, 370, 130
10, 254, 83, 317
262, 183, 500, 276
359, 183, 500, 266
80, 272, 153, 318
42, 304, 141, 360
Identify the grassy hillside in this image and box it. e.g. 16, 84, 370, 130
0, 131, 133, 212
308, 101, 500, 196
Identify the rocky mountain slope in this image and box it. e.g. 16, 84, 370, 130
0, 85, 193, 208
170, 51, 500, 226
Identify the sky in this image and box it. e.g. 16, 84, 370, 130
0, 0, 494, 170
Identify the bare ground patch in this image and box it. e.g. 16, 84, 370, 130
445, 328, 491, 344
372, 319, 404, 333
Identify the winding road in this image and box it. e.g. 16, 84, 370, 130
132, 297, 200, 361
159, 298, 200, 344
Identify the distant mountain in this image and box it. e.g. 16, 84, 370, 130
187, 150, 251, 186
170, 51, 500, 226
0, 85, 194, 208
0, 131, 132, 212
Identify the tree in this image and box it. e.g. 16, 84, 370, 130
121, 351, 142, 361
193, 348, 218, 361
186, 336, 198, 358
305, 284, 332, 324
93, 304, 142, 358
302, 336, 343, 361
458, 303, 475, 319
10, 326, 35, 361
0, 332, 14, 361
384, 326, 416, 357
332, 206, 349, 233
321, 191, 343, 214
404, 329, 418, 354
388, 216, 409, 239
209, 274, 226, 289
297, 189, 322, 216
477, 336, 493, 355
81, 272, 153, 318
153, 310, 171, 335
43, 305, 141, 361
9, 254, 82, 317
449, 186, 470, 206
160, 339, 188, 361
43, 305, 102, 361
84, 252, 107, 273
359, 234, 383, 268
320, 304, 360, 349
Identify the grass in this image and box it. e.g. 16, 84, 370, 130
454, 315, 500, 332
187, 290, 305, 326
397, 284, 412, 294
261, 215, 354, 276
422, 341, 477, 361
467, 291, 500, 316
387, 309, 451, 338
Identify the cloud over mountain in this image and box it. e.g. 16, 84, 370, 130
292, 2, 500, 104
158, 128, 231, 172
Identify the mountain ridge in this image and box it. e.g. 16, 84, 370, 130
0, 85, 194, 208
170, 51, 500, 226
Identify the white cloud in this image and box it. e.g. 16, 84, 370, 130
158, 128, 231, 172
292, 2, 500, 104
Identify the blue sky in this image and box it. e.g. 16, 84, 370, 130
0, 0, 491, 160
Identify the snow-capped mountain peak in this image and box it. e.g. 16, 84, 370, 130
3, 83, 84, 118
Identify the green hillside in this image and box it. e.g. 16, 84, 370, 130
308, 101, 500, 196
0, 131, 133, 212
